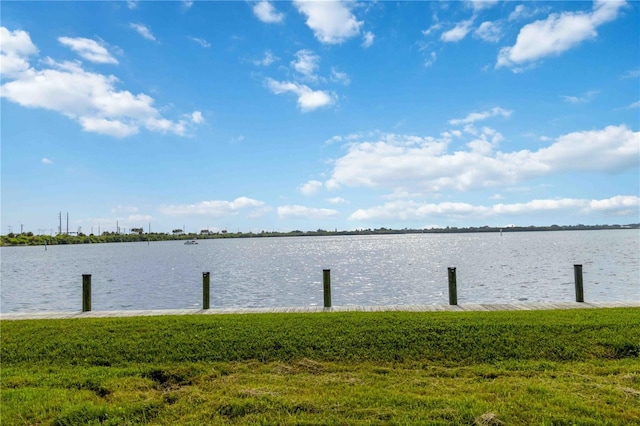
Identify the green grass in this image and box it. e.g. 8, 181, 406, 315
2, 308, 639, 425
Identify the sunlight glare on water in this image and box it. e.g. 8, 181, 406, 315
1, 230, 638, 312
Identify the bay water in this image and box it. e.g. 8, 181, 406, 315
1, 230, 638, 313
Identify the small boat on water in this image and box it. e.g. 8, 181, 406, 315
184, 240, 198, 245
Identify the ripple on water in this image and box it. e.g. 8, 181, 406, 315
1, 231, 639, 312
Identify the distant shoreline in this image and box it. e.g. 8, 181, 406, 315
1, 223, 638, 246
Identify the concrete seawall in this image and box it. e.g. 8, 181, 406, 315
1, 301, 638, 321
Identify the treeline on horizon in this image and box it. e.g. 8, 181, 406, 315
1, 223, 638, 246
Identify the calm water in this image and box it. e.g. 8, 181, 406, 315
1, 230, 638, 313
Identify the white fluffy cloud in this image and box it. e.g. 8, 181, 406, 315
265, 78, 335, 112
293, 0, 363, 44
327, 197, 348, 205
190, 111, 205, 124
58, 37, 118, 64
291, 49, 320, 81
362, 31, 374, 48
448, 107, 512, 126
278, 205, 338, 219
0, 27, 38, 78
349, 196, 640, 222
474, 21, 502, 42
467, 0, 499, 12
253, 50, 278, 66
497, 0, 626, 70
0, 27, 202, 138
159, 197, 267, 217
441, 19, 474, 42
129, 23, 156, 41
326, 125, 639, 193
253, 1, 285, 24
299, 180, 323, 196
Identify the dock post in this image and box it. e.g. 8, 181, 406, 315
203, 272, 210, 309
82, 274, 92, 312
323, 269, 332, 308
448, 267, 457, 305
574, 264, 584, 303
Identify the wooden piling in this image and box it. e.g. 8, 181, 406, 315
323, 269, 331, 308
82, 274, 91, 312
203, 272, 210, 309
574, 264, 584, 303
448, 267, 457, 305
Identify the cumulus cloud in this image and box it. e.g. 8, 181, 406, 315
291, 49, 320, 81
265, 78, 335, 112
159, 197, 267, 217
362, 31, 374, 48
327, 197, 348, 204
349, 196, 640, 222
508, 5, 527, 21
326, 125, 639, 193
190, 111, 205, 124
467, 0, 499, 12
474, 21, 502, 42
253, 50, 278, 66
130, 23, 156, 41
0, 27, 202, 138
299, 180, 323, 196
278, 205, 338, 219
293, 0, 363, 44
0, 27, 39, 78
441, 19, 474, 42
448, 107, 512, 126
253, 1, 285, 24
41, 157, 53, 165
58, 37, 118, 64
497, 0, 626, 70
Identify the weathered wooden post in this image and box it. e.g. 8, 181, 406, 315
323, 269, 332, 308
203, 272, 210, 309
82, 274, 92, 312
448, 267, 457, 305
574, 264, 584, 303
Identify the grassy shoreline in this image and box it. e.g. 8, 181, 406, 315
2, 308, 639, 424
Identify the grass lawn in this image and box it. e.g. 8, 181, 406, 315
1, 308, 639, 425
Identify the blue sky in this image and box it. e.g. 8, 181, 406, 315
1, 0, 639, 234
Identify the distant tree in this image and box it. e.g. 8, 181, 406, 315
130, 228, 144, 234
172, 229, 184, 235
